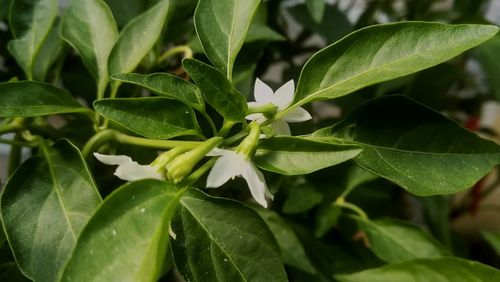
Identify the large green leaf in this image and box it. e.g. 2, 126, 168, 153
170, 189, 288, 282
61, 0, 118, 95
112, 73, 205, 112
108, 0, 170, 76
61, 180, 183, 282
255, 208, 317, 274
295, 22, 498, 106
313, 95, 500, 195
94, 97, 202, 139
335, 257, 500, 282
0, 140, 102, 281
183, 59, 247, 121
356, 218, 450, 263
194, 0, 260, 79
8, 0, 58, 80
0, 81, 89, 117
254, 136, 362, 175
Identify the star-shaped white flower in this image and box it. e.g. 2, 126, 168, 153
206, 148, 272, 208
94, 153, 163, 181
246, 78, 312, 135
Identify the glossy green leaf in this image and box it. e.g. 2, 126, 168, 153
0, 140, 102, 281
104, 0, 145, 27
356, 218, 450, 263
474, 34, 500, 100
183, 58, 247, 121
313, 96, 500, 195
482, 231, 500, 255
31, 19, 64, 81
295, 22, 499, 106
0, 81, 88, 117
8, 0, 58, 80
305, 0, 325, 23
61, 180, 183, 282
108, 0, 170, 76
61, 0, 118, 94
254, 136, 362, 175
255, 208, 317, 274
335, 257, 500, 282
112, 73, 205, 112
94, 97, 202, 139
194, 0, 261, 79
170, 188, 288, 282
314, 205, 341, 238
282, 184, 323, 214
245, 5, 284, 43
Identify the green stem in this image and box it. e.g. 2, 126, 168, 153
222, 129, 248, 146
157, 45, 193, 63
0, 138, 38, 147
82, 129, 117, 160
0, 118, 24, 135
335, 197, 368, 220
218, 120, 237, 137
247, 103, 278, 118
100, 82, 121, 129
115, 133, 201, 150
181, 158, 217, 187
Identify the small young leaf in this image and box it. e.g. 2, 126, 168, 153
295, 22, 498, 106
183, 58, 247, 121
305, 0, 325, 23
94, 97, 202, 139
8, 0, 58, 80
194, 0, 261, 79
254, 136, 362, 175
1, 140, 102, 282
314, 205, 341, 238
314, 95, 500, 196
335, 257, 500, 282
171, 189, 288, 282
112, 73, 205, 112
61, 0, 119, 94
108, 0, 170, 76
0, 81, 88, 117
60, 180, 183, 282
282, 184, 323, 214
356, 218, 450, 263
255, 208, 317, 274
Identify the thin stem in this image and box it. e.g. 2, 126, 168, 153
335, 197, 368, 220
201, 111, 218, 136
0, 118, 24, 135
82, 129, 117, 160
218, 120, 236, 137
157, 45, 193, 63
0, 138, 38, 147
100, 82, 120, 129
222, 129, 248, 146
181, 158, 217, 187
115, 133, 201, 150
246, 103, 278, 117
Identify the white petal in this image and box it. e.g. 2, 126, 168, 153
206, 151, 242, 187
245, 113, 265, 121
272, 80, 294, 109
271, 119, 291, 135
254, 78, 275, 104
241, 161, 268, 208
93, 153, 132, 165
94, 153, 162, 181
283, 107, 312, 122
206, 147, 229, 157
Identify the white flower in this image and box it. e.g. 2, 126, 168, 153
206, 148, 272, 208
93, 153, 163, 181
246, 78, 312, 135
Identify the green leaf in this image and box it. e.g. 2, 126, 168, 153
104, 0, 145, 27
61, 0, 119, 95
0, 140, 102, 281
8, 0, 58, 80
61, 180, 183, 282
295, 22, 499, 106
112, 73, 205, 112
0, 81, 89, 117
282, 184, 323, 214
335, 257, 500, 282
305, 0, 325, 23
474, 34, 500, 100
313, 96, 500, 196
356, 218, 450, 263
255, 208, 317, 274
183, 58, 247, 121
94, 97, 202, 139
194, 0, 261, 79
31, 19, 64, 81
245, 4, 284, 43
254, 136, 362, 175
314, 205, 341, 238
171, 188, 288, 282
108, 0, 170, 76
482, 231, 500, 255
